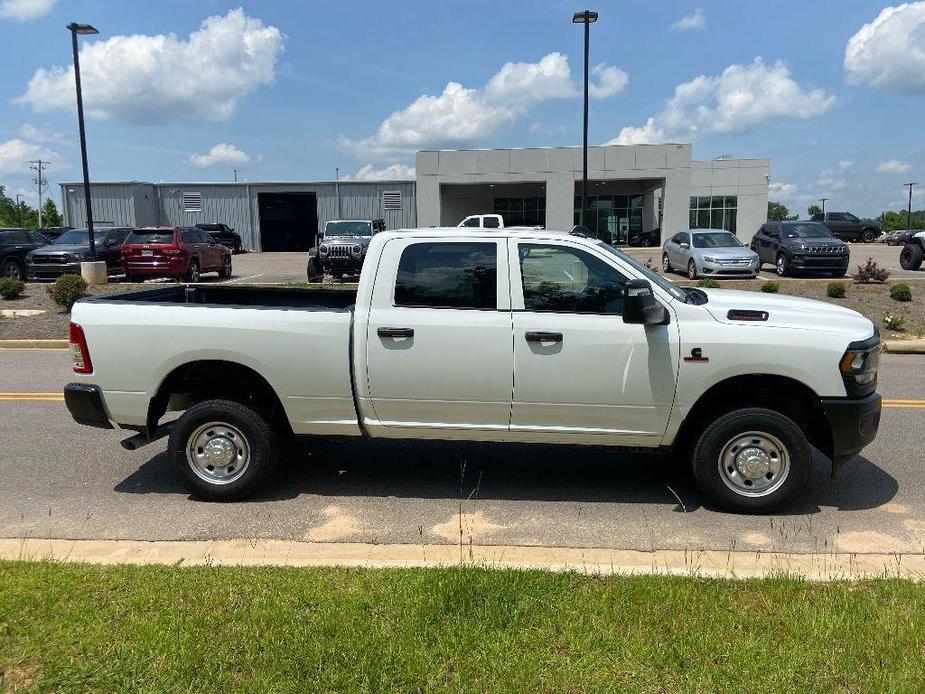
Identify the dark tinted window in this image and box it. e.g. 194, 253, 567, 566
781, 222, 832, 239
1, 230, 30, 244
519, 243, 627, 315
126, 230, 176, 244
28, 231, 49, 244
395, 242, 497, 309
181, 230, 199, 244
195, 230, 213, 243
462, 217, 480, 227
106, 228, 131, 244
828, 213, 846, 221
483, 216, 500, 228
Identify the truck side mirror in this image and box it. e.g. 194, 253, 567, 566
623, 279, 669, 325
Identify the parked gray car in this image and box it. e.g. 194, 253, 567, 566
662, 229, 759, 280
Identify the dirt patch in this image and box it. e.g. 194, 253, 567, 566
1, 663, 42, 691
741, 532, 772, 548
304, 505, 361, 542
834, 531, 912, 554
903, 519, 925, 533
431, 511, 505, 544
879, 502, 909, 514
0, 282, 132, 340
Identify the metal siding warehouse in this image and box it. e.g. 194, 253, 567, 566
60, 180, 417, 252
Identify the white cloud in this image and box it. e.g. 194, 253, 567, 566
0, 0, 55, 21
876, 159, 912, 173
845, 2, 925, 94
838, 160, 854, 170
816, 176, 848, 191
769, 181, 796, 198
189, 143, 252, 168
609, 58, 836, 145
340, 52, 626, 159
18, 122, 65, 144
347, 163, 416, 181
0, 138, 59, 175
16, 8, 283, 124
671, 7, 706, 31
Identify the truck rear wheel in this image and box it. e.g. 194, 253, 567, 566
900, 244, 923, 271
168, 399, 278, 501
691, 408, 812, 513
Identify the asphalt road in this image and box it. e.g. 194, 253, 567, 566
1, 350, 923, 555
216, 240, 923, 285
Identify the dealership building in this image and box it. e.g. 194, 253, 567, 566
61, 143, 769, 251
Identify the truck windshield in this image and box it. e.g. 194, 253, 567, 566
325, 221, 372, 237
596, 242, 687, 302
781, 223, 832, 239
54, 229, 91, 244
693, 232, 742, 248
126, 231, 175, 244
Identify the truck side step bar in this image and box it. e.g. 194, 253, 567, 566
120, 422, 175, 451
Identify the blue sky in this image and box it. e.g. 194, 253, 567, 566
0, 0, 923, 216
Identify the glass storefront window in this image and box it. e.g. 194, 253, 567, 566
574, 194, 643, 244
493, 197, 546, 226
689, 195, 738, 232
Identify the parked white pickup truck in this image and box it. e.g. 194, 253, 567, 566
65, 228, 882, 512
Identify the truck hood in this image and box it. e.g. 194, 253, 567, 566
31, 244, 89, 255
700, 288, 874, 340
781, 237, 847, 249
320, 235, 371, 245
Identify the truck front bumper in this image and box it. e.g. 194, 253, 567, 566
820, 393, 881, 465
64, 383, 113, 429
27, 260, 83, 279
320, 256, 364, 274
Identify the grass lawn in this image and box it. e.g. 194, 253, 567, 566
1, 562, 923, 692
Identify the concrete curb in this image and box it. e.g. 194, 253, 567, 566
884, 339, 925, 354
1, 537, 922, 581
0, 339, 68, 350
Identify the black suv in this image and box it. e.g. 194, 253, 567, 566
27, 227, 132, 280
0, 228, 51, 281
810, 212, 881, 243
196, 223, 243, 253
751, 221, 850, 277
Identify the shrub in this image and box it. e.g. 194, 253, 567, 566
696, 278, 720, 288
761, 281, 780, 293
883, 314, 906, 331
47, 274, 88, 311
889, 283, 912, 302
826, 281, 846, 299
852, 257, 890, 283
0, 277, 25, 300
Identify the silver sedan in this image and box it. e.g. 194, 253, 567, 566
662, 229, 760, 280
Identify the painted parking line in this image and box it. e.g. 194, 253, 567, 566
2, 394, 925, 408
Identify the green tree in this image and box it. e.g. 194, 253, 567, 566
767, 201, 797, 221
0, 185, 15, 226
41, 198, 63, 227
807, 204, 822, 217
879, 209, 925, 231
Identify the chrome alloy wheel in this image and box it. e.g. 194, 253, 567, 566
186, 421, 250, 484
717, 431, 790, 497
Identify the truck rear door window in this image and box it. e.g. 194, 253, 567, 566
395, 242, 497, 309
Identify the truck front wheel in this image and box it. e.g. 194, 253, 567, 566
900, 244, 923, 271
691, 408, 812, 513
168, 399, 278, 501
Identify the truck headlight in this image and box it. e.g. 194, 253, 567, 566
352, 245, 362, 256
839, 335, 880, 397
702, 255, 717, 263
319, 246, 328, 256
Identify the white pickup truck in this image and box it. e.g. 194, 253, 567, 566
65, 227, 882, 513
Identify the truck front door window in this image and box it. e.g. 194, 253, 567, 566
395, 242, 497, 309
519, 244, 626, 314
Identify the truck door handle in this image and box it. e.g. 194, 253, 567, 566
378, 327, 414, 338
525, 331, 563, 343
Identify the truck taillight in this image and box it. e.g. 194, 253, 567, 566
69, 322, 93, 374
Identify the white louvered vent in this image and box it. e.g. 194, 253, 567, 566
182, 192, 203, 213
382, 190, 402, 210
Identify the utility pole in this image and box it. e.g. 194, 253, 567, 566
29, 159, 48, 228
819, 197, 829, 215
233, 168, 238, 182
335, 167, 341, 218
904, 182, 917, 230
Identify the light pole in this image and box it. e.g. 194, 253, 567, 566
904, 182, 917, 230
67, 22, 99, 265
819, 197, 829, 215
335, 167, 341, 218
573, 10, 597, 231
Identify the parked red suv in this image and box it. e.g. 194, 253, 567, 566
121, 227, 232, 282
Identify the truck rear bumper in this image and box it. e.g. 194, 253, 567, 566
820, 393, 881, 464
64, 383, 113, 429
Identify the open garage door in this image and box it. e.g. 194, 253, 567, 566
257, 192, 318, 252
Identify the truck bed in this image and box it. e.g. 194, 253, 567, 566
81, 284, 357, 311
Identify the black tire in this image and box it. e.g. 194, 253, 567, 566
900, 244, 923, 271
830, 268, 847, 278
661, 252, 672, 273
218, 256, 232, 279
687, 259, 698, 280
690, 408, 812, 514
168, 399, 279, 501
1, 258, 24, 281
861, 228, 878, 243
307, 257, 323, 282
185, 259, 200, 282
775, 253, 790, 277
